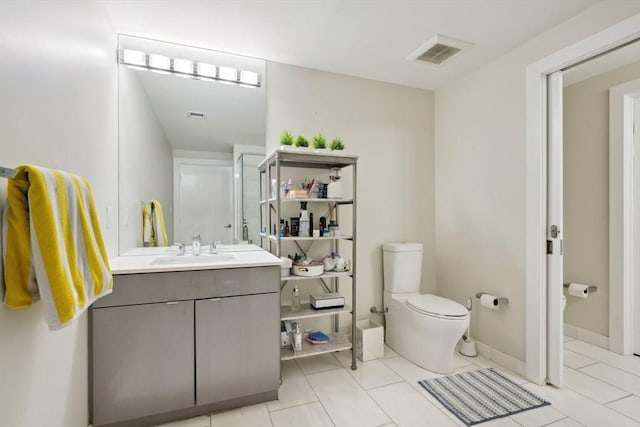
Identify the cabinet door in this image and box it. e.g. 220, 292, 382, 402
196, 293, 279, 405
91, 301, 195, 426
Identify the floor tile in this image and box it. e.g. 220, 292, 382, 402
333, 349, 355, 368
295, 353, 342, 375
306, 368, 391, 427
563, 336, 574, 343
607, 395, 640, 422
563, 349, 596, 369
347, 359, 403, 390
155, 415, 210, 427
564, 340, 640, 376
563, 366, 630, 404
544, 418, 584, 426
440, 409, 521, 427
368, 382, 457, 426
453, 354, 474, 368
267, 360, 318, 412
383, 345, 399, 359
579, 363, 640, 396
461, 355, 528, 385
210, 403, 272, 427
382, 355, 443, 383
509, 404, 566, 426
522, 382, 639, 427
378, 424, 398, 427
270, 402, 333, 427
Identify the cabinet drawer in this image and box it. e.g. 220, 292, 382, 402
93, 271, 198, 307
195, 266, 279, 298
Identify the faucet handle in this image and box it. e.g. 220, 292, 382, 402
210, 241, 221, 254
192, 233, 201, 242
173, 242, 185, 256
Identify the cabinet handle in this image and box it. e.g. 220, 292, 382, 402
208, 298, 221, 302
166, 301, 179, 305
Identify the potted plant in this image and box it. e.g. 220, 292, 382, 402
330, 137, 345, 151
295, 135, 310, 151
312, 133, 328, 152
280, 130, 295, 150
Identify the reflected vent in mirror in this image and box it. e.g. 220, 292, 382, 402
187, 111, 207, 119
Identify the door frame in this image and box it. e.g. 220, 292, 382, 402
173, 156, 233, 244
609, 78, 640, 355
525, 14, 640, 384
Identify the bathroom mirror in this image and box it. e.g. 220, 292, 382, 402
118, 35, 266, 255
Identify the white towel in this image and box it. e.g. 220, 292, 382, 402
2, 165, 112, 330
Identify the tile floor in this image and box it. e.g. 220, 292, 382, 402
159, 338, 640, 427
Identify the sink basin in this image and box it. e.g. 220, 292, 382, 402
150, 254, 235, 265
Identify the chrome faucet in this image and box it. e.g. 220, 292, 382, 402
210, 241, 218, 254
174, 242, 185, 256
192, 234, 201, 256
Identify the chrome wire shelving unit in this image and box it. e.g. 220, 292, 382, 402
258, 149, 358, 370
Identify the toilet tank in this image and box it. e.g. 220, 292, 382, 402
383, 243, 423, 293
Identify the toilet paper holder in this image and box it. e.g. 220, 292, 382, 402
475, 292, 509, 305
563, 283, 598, 293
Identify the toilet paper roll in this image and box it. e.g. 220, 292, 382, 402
568, 282, 589, 298
480, 294, 500, 310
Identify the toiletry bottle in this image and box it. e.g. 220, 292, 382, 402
285, 221, 291, 237
292, 323, 302, 352
242, 220, 248, 241
309, 213, 314, 237
291, 285, 301, 311
279, 220, 285, 237
319, 217, 326, 237
299, 202, 310, 236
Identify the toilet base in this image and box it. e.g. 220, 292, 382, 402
458, 338, 477, 357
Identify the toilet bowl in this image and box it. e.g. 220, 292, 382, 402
383, 243, 469, 374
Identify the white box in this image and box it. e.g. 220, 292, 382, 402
327, 181, 343, 198
355, 319, 384, 361
311, 293, 345, 309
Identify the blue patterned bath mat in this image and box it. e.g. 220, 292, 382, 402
418, 368, 550, 426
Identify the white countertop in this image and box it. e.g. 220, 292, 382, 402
110, 245, 282, 274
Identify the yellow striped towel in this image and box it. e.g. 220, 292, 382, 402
2, 165, 112, 330
142, 200, 168, 247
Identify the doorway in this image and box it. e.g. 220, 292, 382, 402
525, 15, 640, 386
174, 159, 233, 245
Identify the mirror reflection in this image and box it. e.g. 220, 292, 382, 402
118, 35, 266, 255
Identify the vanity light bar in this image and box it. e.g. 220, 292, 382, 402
119, 49, 261, 88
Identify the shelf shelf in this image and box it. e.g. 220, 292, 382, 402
260, 197, 353, 205
260, 233, 352, 241
280, 303, 352, 321
281, 271, 351, 282
258, 149, 358, 172
280, 332, 352, 360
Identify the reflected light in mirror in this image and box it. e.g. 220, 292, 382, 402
149, 53, 171, 74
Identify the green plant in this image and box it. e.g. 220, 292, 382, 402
330, 138, 345, 150
280, 130, 294, 146
295, 135, 309, 148
312, 133, 327, 149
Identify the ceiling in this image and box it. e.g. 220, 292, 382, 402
102, 0, 599, 91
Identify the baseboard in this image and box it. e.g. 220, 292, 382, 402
471, 339, 527, 378
563, 323, 609, 350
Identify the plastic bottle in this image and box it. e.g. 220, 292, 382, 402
292, 323, 302, 352
291, 285, 301, 311
242, 220, 248, 241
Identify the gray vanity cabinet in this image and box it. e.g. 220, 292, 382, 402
195, 292, 280, 405
91, 300, 195, 426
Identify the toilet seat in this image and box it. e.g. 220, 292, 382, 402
406, 294, 469, 319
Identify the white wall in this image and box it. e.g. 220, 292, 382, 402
266, 62, 435, 325
0, 2, 117, 427
435, 1, 640, 362
563, 61, 640, 337
119, 66, 173, 252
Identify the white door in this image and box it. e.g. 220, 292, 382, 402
635, 96, 640, 356
176, 162, 233, 245
547, 71, 564, 386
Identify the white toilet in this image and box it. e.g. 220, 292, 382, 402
383, 243, 469, 374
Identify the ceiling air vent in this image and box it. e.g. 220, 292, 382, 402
407, 35, 473, 66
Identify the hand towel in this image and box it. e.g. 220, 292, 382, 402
142, 200, 168, 247
2, 165, 112, 330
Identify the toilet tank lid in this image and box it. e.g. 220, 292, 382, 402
407, 294, 469, 317
383, 242, 423, 252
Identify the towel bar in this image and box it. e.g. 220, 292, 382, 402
563, 283, 598, 293
0, 166, 17, 179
